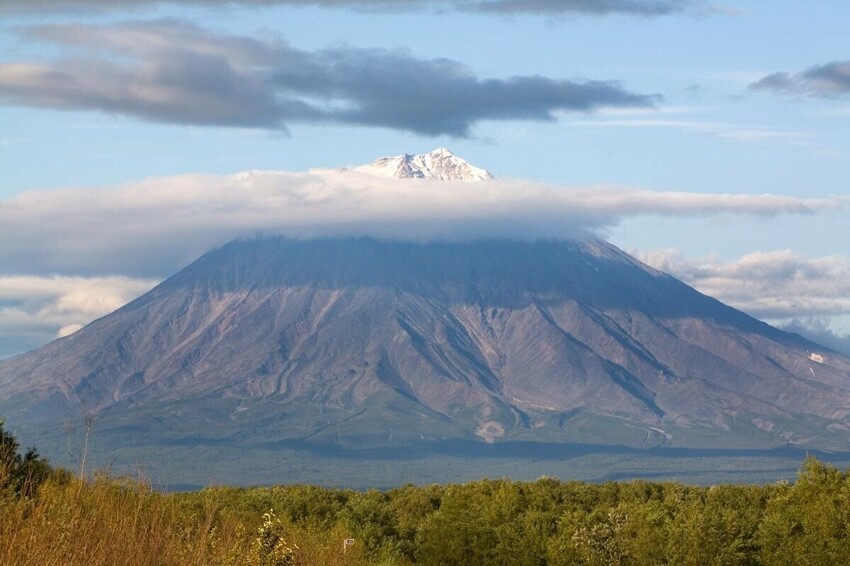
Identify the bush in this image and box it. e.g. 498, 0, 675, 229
0, 419, 51, 497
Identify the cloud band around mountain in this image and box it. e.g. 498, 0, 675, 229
1, 167, 840, 278
0, 20, 658, 136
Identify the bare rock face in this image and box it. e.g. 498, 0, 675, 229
2, 237, 850, 456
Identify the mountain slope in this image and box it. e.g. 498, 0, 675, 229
2, 237, 849, 457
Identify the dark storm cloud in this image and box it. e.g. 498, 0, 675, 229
0, 20, 658, 136
0, 0, 705, 16
271, 47, 655, 135
750, 61, 850, 98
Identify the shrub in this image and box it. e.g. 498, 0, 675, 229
0, 419, 51, 497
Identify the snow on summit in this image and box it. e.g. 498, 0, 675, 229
354, 148, 495, 182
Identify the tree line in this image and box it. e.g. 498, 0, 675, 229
182, 455, 850, 565
3, 417, 850, 564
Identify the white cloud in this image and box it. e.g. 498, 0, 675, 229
0, 275, 159, 357
635, 248, 850, 321
1, 168, 839, 278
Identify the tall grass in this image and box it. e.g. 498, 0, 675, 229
0, 472, 373, 566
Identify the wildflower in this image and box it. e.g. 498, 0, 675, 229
248, 509, 297, 566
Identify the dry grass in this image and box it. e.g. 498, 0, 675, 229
0, 473, 234, 565
0, 473, 377, 566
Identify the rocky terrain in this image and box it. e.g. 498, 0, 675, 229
2, 236, 849, 461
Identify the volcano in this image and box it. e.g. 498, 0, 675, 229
2, 151, 850, 486
2, 235, 850, 459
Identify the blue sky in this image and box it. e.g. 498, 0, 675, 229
1, 0, 849, 357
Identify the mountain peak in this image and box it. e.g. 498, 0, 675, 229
355, 148, 495, 182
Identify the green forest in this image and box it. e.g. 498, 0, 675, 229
3, 419, 850, 565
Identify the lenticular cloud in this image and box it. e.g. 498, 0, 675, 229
0, 168, 838, 277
